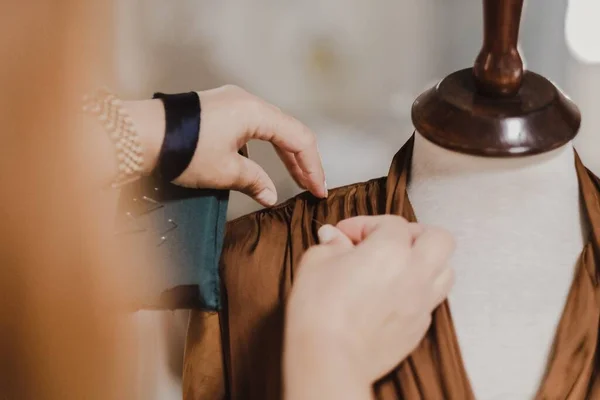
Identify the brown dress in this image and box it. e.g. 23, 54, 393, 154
183, 137, 600, 399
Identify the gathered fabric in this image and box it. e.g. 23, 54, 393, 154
184, 136, 600, 399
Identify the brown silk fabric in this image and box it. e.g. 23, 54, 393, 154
183, 137, 600, 399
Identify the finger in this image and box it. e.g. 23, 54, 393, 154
274, 147, 307, 190
410, 313, 433, 343
293, 143, 327, 199
253, 106, 326, 198
336, 216, 423, 246
300, 225, 354, 267
411, 227, 456, 280
341, 217, 424, 277
428, 266, 455, 311
317, 225, 354, 250
229, 155, 278, 207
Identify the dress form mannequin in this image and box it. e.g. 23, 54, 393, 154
408, 132, 585, 398
408, 1, 585, 398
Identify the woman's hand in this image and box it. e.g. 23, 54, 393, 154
133, 85, 327, 207
284, 216, 455, 400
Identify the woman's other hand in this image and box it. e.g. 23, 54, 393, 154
284, 216, 455, 400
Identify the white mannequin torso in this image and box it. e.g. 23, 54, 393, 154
407, 132, 586, 399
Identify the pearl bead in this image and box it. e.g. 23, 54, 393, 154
83, 88, 143, 187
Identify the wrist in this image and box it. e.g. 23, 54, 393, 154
284, 322, 372, 400
123, 99, 165, 176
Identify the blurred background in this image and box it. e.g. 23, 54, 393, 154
14, 1, 595, 399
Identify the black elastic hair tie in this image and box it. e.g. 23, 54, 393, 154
152, 91, 200, 182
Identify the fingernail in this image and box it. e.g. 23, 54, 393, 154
323, 180, 328, 198
257, 188, 277, 206
318, 224, 337, 244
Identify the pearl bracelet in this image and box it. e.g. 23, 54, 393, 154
82, 88, 144, 188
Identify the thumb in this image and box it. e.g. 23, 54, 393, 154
317, 225, 354, 251
231, 155, 278, 207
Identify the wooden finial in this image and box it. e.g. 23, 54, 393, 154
473, 0, 524, 97
411, 0, 580, 157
